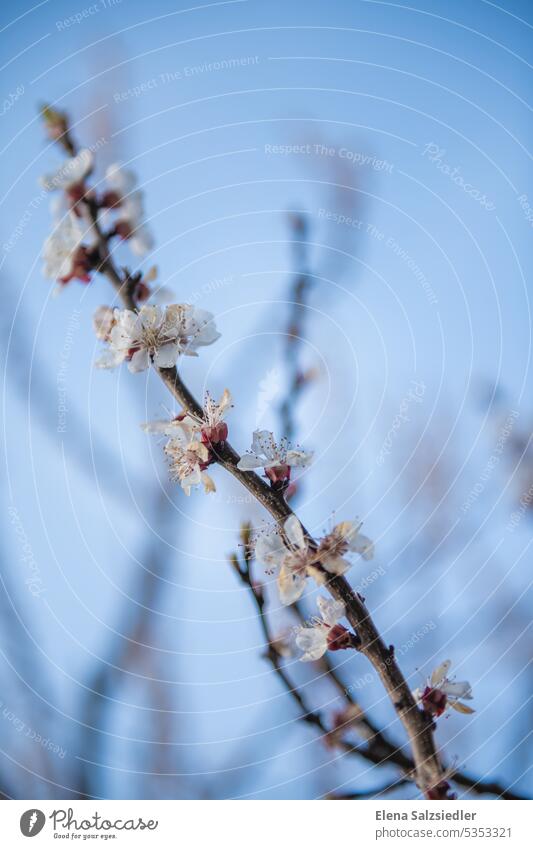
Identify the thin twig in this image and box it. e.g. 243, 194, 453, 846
45, 119, 519, 799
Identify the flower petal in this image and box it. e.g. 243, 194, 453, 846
431, 660, 451, 687
236, 454, 264, 471
286, 449, 313, 468
449, 700, 475, 715
255, 533, 287, 568
128, 348, 150, 372
317, 595, 345, 626
154, 341, 180, 368
284, 514, 306, 550
278, 564, 306, 605
441, 680, 473, 700
295, 627, 328, 661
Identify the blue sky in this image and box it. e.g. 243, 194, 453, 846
0, 0, 532, 799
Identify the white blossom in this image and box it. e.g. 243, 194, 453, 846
317, 519, 374, 574
413, 660, 474, 716
104, 162, 154, 256
92, 306, 116, 341
40, 148, 93, 192
163, 428, 216, 496
42, 212, 87, 282
94, 304, 220, 372
141, 389, 232, 444
237, 430, 313, 484
295, 595, 346, 661
255, 515, 315, 605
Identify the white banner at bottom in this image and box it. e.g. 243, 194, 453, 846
1, 799, 531, 847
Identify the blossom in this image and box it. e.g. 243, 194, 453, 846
42, 212, 92, 285
40, 148, 93, 199
163, 428, 216, 495
237, 430, 313, 484
198, 389, 232, 445
102, 163, 154, 256
413, 660, 474, 717
94, 304, 220, 372
92, 306, 116, 341
255, 515, 315, 605
141, 390, 232, 443
295, 595, 350, 661
317, 519, 374, 574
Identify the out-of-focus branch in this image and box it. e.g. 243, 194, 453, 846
328, 778, 411, 800
76, 486, 178, 799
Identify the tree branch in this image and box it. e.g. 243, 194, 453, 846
42, 117, 522, 800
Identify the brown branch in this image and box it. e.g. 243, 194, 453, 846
43, 116, 523, 800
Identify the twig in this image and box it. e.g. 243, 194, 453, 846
42, 118, 509, 799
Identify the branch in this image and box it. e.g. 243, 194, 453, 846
41, 114, 517, 800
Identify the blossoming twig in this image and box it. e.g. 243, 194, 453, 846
38, 107, 524, 800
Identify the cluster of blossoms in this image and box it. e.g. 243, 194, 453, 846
142, 389, 232, 495
254, 514, 374, 606
93, 304, 220, 372
413, 660, 474, 717
41, 145, 155, 293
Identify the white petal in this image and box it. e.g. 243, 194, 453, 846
317, 595, 345, 626
105, 163, 137, 194
449, 700, 475, 715
141, 419, 185, 438
236, 454, 264, 471
251, 430, 275, 460
284, 514, 306, 550
322, 554, 350, 575
431, 660, 451, 687
255, 533, 287, 567
201, 472, 216, 494
41, 148, 93, 190
139, 305, 161, 330
154, 341, 180, 368
295, 627, 328, 661
353, 533, 374, 560
128, 348, 150, 372
94, 349, 123, 370
130, 224, 155, 257
278, 564, 306, 605
286, 449, 313, 468
441, 680, 473, 700
336, 520, 363, 548
217, 388, 232, 416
